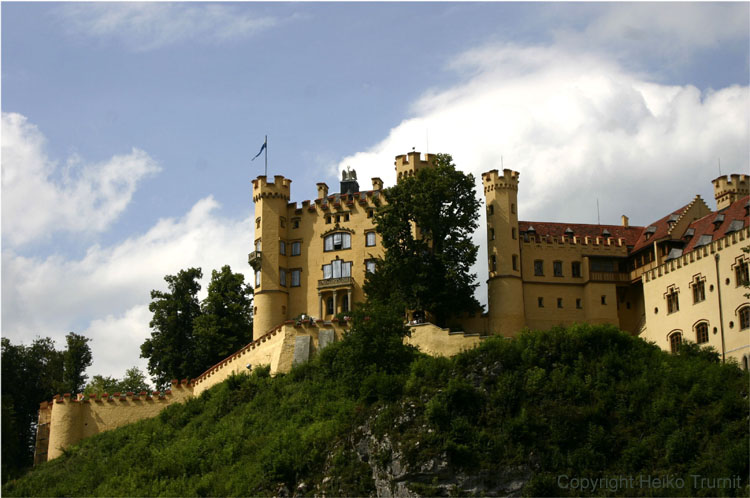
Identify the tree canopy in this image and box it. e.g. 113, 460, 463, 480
365, 153, 481, 326
140, 266, 253, 388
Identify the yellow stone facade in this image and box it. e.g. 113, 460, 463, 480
35, 152, 749, 465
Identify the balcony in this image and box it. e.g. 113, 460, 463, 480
248, 251, 262, 270
317, 276, 354, 290
589, 271, 630, 283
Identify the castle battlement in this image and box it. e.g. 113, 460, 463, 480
482, 169, 520, 192
395, 151, 435, 181
522, 234, 627, 248
712, 174, 749, 210
252, 175, 291, 202
643, 226, 748, 283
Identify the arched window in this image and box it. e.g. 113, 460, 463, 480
668, 331, 682, 353
694, 322, 709, 344
324, 232, 351, 251
739, 306, 750, 330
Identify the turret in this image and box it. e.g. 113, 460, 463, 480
395, 151, 435, 183
712, 174, 749, 210
482, 168, 525, 336
251, 175, 292, 339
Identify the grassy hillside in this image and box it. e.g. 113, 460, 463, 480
4, 323, 748, 497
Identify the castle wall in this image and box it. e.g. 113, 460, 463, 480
641, 227, 749, 364
405, 323, 482, 356
45, 382, 193, 461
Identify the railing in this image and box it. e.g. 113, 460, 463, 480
317, 276, 354, 289
589, 271, 630, 282
248, 251, 262, 270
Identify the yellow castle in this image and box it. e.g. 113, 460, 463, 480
34, 151, 749, 464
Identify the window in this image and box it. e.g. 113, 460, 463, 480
366, 231, 376, 247
280, 241, 286, 255
512, 228, 517, 240
537, 297, 544, 308
669, 331, 682, 353
280, 217, 286, 228
736, 259, 749, 287
324, 232, 351, 251
692, 278, 705, 303
325, 215, 332, 224
572, 261, 581, 277
344, 213, 350, 222
534, 260, 544, 276
512, 255, 518, 271
488, 204, 494, 215
255, 270, 261, 287
601, 295, 607, 305
255, 217, 261, 229
291, 241, 301, 256
291, 269, 301, 287
553, 261, 563, 277
323, 259, 352, 279
576, 298, 582, 309
366, 260, 376, 273
342, 295, 349, 312
489, 228, 495, 241
511, 203, 516, 214
367, 209, 374, 218
292, 218, 300, 229
666, 287, 679, 314
491, 255, 497, 272
557, 298, 563, 308
695, 322, 709, 344
740, 306, 750, 330
280, 268, 286, 287
326, 298, 334, 315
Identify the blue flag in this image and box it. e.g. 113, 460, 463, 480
252, 141, 266, 161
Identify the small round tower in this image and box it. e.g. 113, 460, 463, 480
482, 168, 525, 337
395, 151, 435, 183
250, 175, 291, 340
712, 174, 749, 210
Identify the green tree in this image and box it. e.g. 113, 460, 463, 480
84, 367, 150, 395
84, 375, 121, 395
140, 268, 203, 388
62, 332, 92, 394
1, 337, 65, 481
193, 265, 254, 373
365, 153, 481, 326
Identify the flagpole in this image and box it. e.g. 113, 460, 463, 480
264, 135, 268, 177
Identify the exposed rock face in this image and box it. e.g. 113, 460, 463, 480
349, 413, 531, 497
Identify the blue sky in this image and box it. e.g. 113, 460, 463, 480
2, 2, 749, 383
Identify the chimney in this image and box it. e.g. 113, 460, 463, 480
621, 215, 629, 228
372, 177, 383, 191
317, 183, 328, 199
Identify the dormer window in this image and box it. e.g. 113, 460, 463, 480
602, 229, 611, 238
725, 219, 745, 235
667, 213, 679, 229
712, 214, 725, 230
683, 228, 695, 240
644, 225, 656, 240
564, 227, 574, 237
694, 234, 713, 249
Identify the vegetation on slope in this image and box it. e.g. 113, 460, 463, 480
4, 319, 748, 497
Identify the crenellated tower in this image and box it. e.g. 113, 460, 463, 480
395, 151, 436, 183
712, 174, 749, 210
482, 168, 525, 336
250, 175, 292, 339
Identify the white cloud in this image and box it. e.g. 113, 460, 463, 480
334, 43, 749, 308
2, 196, 253, 380
1, 112, 161, 247
57, 3, 284, 51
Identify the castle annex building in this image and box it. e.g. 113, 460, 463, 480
250, 152, 749, 366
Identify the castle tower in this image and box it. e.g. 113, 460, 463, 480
712, 174, 749, 210
395, 151, 435, 183
482, 169, 525, 336
250, 175, 291, 339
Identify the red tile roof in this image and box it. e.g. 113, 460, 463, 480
682, 195, 749, 253
517, 221, 644, 247
629, 204, 690, 253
